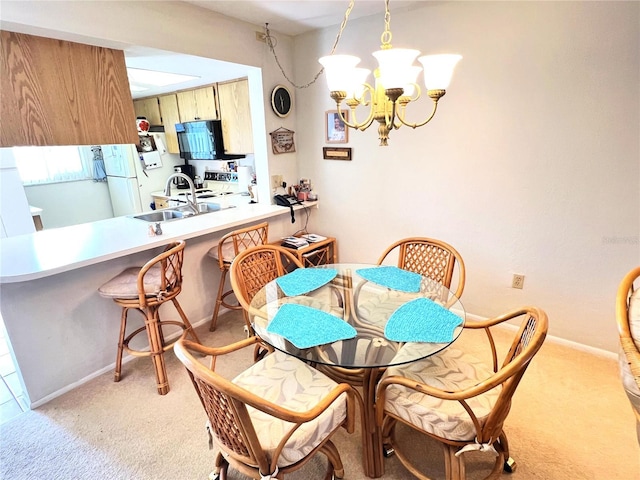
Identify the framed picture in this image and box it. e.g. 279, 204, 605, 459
323, 147, 352, 161
325, 110, 348, 144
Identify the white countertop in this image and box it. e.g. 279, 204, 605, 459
0, 202, 316, 283
29, 206, 43, 216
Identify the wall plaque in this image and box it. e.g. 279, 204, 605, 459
269, 127, 296, 154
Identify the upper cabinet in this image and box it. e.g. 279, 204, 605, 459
133, 97, 161, 126
158, 94, 180, 154
176, 85, 218, 122
217, 78, 253, 154
0, 31, 138, 147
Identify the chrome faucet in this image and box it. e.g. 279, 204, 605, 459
164, 173, 199, 215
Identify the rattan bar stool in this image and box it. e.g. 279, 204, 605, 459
207, 222, 269, 332
98, 240, 200, 395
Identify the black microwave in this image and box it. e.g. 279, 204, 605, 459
175, 120, 244, 161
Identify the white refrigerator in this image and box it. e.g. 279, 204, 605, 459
103, 135, 174, 216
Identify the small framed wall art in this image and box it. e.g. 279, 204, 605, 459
323, 147, 352, 161
325, 110, 348, 144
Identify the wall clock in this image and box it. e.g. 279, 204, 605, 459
271, 85, 292, 118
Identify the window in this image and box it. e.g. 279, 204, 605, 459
13, 146, 93, 185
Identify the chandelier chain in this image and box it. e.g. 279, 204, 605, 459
264, 0, 355, 89
381, 0, 392, 47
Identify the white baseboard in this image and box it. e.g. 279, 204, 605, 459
30, 316, 212, 409
464, 311, 617, 361
30, 310, 616, 408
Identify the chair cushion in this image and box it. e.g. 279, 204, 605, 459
619, 289, 640, 396
97, 265, 162, 299
357, 290, 418, 328
232, 350, 347, 468
382, 347, 501, 442
207, 241, 236, 263
629, 289, 640, 350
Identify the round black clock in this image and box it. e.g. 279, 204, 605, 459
271, 85, 292, 118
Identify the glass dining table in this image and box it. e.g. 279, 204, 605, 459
248, 263, 466, 478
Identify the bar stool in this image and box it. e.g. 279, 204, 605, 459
208, 221, 269, 332
98, 240, 200, 395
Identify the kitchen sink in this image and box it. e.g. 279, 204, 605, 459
131, 210, 186, 222
130, 202, 227, 222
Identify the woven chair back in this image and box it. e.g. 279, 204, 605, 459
231, 245, 304, 311
481, 308, 548, 442
176, 340, 270, 473
377, 237, 466, 299
137, 240, 185, 307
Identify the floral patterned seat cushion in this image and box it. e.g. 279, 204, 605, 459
382, 348, 501, 442
619, 289, 640, 443
232, 350, 348, 468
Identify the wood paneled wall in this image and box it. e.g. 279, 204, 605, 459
0, 31, 138, 147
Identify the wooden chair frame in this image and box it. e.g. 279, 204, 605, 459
209, 222, 269, 332
376, 236, 466, 299
175, 336, 356, 480
376, 307, 548, 480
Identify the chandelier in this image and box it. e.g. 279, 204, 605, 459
319, 0, 461, 146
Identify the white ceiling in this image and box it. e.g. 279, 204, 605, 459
127, 0, 419, 98
184, 0, 418, 36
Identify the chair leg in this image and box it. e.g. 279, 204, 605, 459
172, 298, 201, 344
320, 440, 344, 480
144, 306, 170, 395
209, 267, 230, 331
443, 444, 465, 480
114, 307, 129, 382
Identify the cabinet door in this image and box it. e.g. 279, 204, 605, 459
176, 86, 218, 122
0, 31, 138, 147
217, 79, 254, 154
158, 94, 180, 154
133, 97, 161, 125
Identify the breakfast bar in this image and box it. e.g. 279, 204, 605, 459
0, 201, 316, 406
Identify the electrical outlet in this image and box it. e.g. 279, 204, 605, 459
512, 274, 525, 289
255, 31, 267, 43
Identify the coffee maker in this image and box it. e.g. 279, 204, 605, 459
173, 164, 195, 189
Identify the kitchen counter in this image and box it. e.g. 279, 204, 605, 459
0, 201, 315, 283
0, 200, 319, 406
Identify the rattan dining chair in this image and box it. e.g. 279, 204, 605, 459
208, 221, 269, 332
616, 266, 640, 444
98, 240, 200, 395
376, 306, 548, 480
174, 336, 357, 480
376, 236, 466, 299
230, 244, 305, 334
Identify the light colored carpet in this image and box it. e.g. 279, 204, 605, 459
1, 310, 638, 480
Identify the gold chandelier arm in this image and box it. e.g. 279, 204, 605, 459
333, 84, 376, 131
395, 96, 441, 129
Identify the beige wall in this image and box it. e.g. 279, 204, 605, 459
2, 1, 639, 353
294, 1, 640, 352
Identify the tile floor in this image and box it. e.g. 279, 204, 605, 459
0, 323, 28, 425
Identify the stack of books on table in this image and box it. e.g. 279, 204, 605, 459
281, 236, 309, 249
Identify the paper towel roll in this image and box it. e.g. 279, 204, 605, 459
236, 166, 251, 193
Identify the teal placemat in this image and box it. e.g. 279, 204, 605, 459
276, 268, 338, 296
266, 303, 356, 349
356, 266, 422, 293
384, 298, 463, 343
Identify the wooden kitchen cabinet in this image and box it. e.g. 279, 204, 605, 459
176, 85, 218, 122
217, 78, 254, 154
133, 97, 162, 126
158, 94, 181, 154
0, 31, 138, 147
